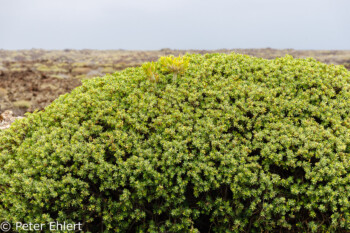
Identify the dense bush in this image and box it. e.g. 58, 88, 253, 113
1, 53, 350, 232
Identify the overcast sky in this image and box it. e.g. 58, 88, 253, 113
0, 0, 349, 50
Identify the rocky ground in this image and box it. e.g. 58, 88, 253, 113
1, 48, 350, 130
0, 110, 23, 130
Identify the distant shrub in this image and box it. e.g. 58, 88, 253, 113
0, 87, 7, 97
12, 100, 32, 109
1, 53, 350, 232
101, 67, 115, 74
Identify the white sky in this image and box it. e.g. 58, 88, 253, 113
0, 0, 349, 50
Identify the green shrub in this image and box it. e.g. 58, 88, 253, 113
1, 53, 350, 232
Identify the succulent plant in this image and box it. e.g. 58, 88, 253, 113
159, 55, 189, 82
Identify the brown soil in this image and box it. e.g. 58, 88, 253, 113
0, 65, 81, 116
